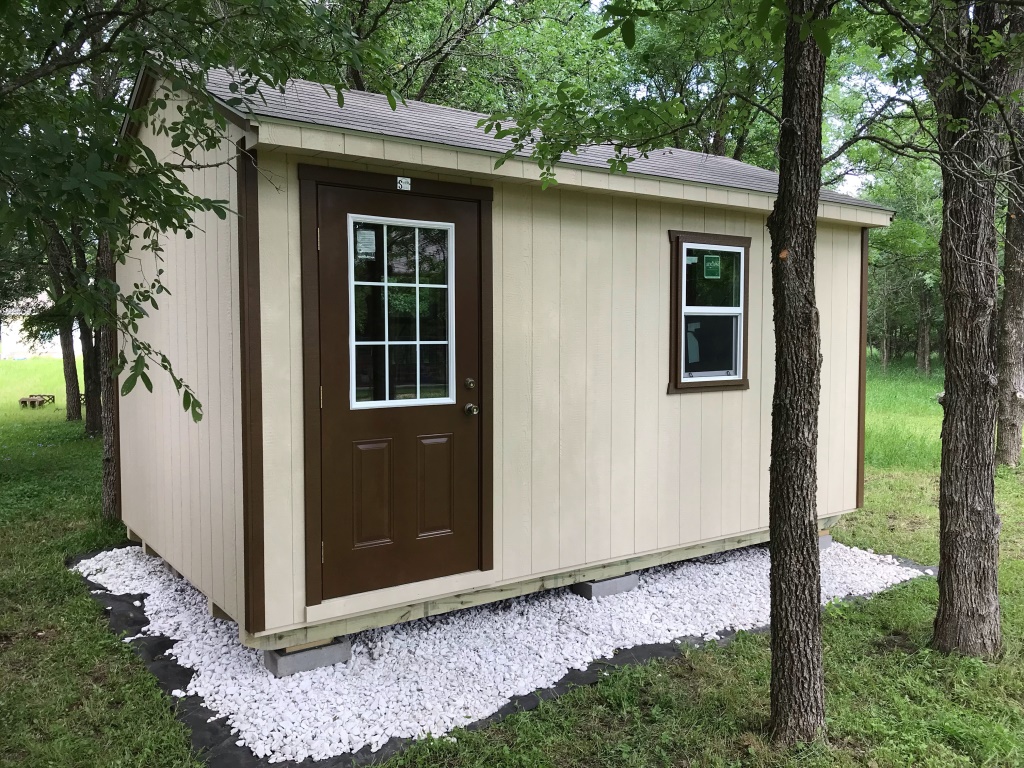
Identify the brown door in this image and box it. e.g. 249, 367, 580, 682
316, 181, 483, 599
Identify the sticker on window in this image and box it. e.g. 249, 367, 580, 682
703, 254, 721, 279
356, 229, 377, 259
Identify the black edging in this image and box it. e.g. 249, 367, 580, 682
70, 544, 937, 768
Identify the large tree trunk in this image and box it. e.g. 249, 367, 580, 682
995, 91, 1024, 466
71, 227, 103, 435
926, 0, 1014, 658
80, 318, 102, 435
765, 0, 828, 745
97, 232, 120, 522
46, 230, 81, 421
57, 319, 81, 421
916, 285, 932, 376
996, 191, 1024, 465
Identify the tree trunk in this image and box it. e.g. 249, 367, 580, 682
46, 231, 81, 421
916, 285, 932, 376
97, 232, 120, 521
71, 227, 103, 435
995, 97, 1024, 465
80, 318, 102, 435
765, 0, 828, 745
926, 0, 1011, 658
58, 319, 81, 421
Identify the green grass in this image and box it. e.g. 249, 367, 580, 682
0, 359, 200, 768
2, 356, 1024, 767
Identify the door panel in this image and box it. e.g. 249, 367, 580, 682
317, 184, 483, 599
351, 439, 393, 547
417, 434, 455, 537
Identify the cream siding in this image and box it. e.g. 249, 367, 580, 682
118, 101, 245, 623
255, 151, 865, 635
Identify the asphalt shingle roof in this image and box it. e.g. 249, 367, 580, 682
206, 70, 889, 212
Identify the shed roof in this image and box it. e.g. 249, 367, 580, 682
205, 69, 889, 212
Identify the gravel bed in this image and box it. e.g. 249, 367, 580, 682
74, 543, 924, 764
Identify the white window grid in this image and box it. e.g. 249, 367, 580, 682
680, 241, 745, 382
348, 213, 457, 409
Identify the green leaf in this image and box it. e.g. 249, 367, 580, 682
121, 374, 137, 397
621, 18, 636, 49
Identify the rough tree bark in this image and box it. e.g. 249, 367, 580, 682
765, 0, 828, 744
46, 230, 81, 421
71, 227, 103, 435
916, 285, 931, 376
926, 0, 1016, 658
79, 318, 102, 435
995, 93, 1024, 465
97, 232, 120, 521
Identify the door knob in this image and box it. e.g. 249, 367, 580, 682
464, 403, 480, 416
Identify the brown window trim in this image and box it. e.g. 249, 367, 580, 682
667, 230, 752, 394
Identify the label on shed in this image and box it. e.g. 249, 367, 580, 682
703, 254, 721, 279
356, 229, 377, 258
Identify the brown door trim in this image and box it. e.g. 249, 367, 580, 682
299, 165, 494, 606
238, 143, 266, 633
300, 177, 323, 606
297, 164, 494, 203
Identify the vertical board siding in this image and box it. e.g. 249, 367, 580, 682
633, 201, 662, 553
609, 196, 638, 558
558, 192, 588, 568
741, 213, 767, 532
118, 96, 244, 621
842, 227, 863, 508
585, 194, 614, 563
531, 187, 561, 574
501, 185, 534, 580
659, 203, 684, 548
815, 225, 834, 517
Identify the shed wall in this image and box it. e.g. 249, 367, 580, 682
118, 102, 246, 623
256, 152, 863, 634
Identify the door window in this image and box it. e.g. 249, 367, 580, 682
349, 215, 455, 408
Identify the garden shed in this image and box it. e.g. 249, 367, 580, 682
117, 68, 893, 653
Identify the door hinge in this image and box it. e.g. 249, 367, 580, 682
320, 385, 323, 409
317, 227, 321, 251
321, 540, 325, 563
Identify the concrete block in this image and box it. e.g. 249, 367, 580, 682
262, 637, 352, 677
571, 572, 640, 600
818, 534, 833, 552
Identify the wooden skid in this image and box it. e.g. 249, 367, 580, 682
240, 514, 844, 651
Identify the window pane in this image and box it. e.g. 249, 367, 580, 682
420, 345, 448, 399
354, 345, 386, 402
418, 287, 448, 341
353, 285, 384, 341
683, 314, 739, 377
387, 226, 416, 283
353, 222, 384, 282
685, 248, 741, 308
388, 287, 416, 341
389, 345, 417, 400
418, 228, 449, 285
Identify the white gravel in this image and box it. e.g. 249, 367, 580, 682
74, 543, 922, 763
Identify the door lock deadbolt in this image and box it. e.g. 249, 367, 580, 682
464, 377, 476, 390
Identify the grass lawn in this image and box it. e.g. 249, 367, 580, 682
2, 357, 1023, 767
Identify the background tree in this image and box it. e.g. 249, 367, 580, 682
995, 85, 1024, 466
862, 159, 942, 373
